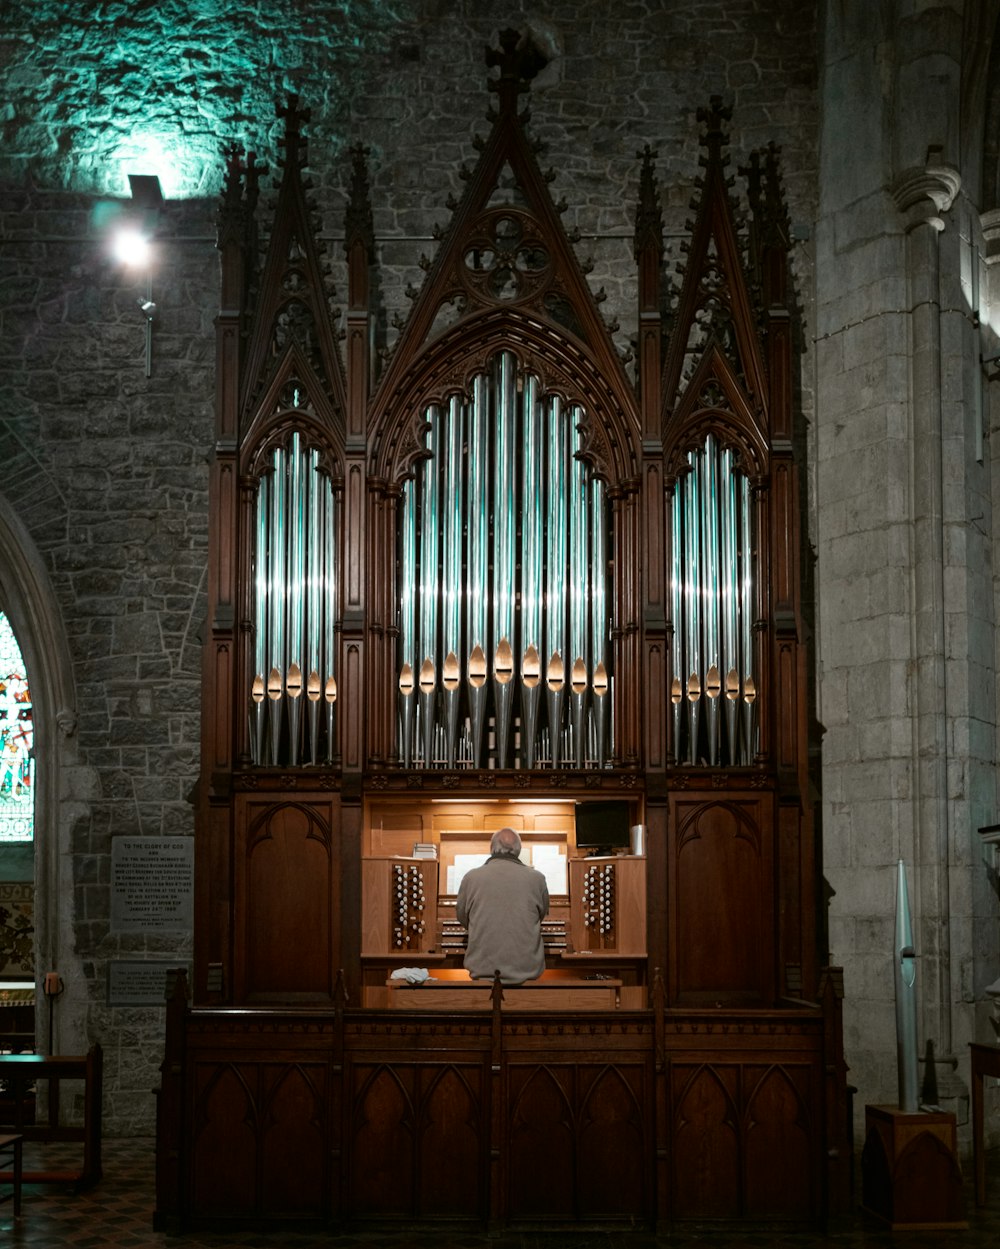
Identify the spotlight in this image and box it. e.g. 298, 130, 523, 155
112, 173, 164, 378
112, 227, 152, 267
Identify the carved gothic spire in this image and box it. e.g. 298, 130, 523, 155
661, 98, 769, 469
237, 96, 347, 441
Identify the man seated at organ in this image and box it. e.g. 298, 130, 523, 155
456, 827, 550, 984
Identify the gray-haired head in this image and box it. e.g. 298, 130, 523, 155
490, 827, 522, 857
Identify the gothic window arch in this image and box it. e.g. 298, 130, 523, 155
0, 611, 33, 841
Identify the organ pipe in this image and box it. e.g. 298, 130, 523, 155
306, 448, 322, 764
520, 374, 543, 768
669, 434, 757, 767
396, 352, 612, 771
721, 448, 739, 763
569, 409, 589, 767
442, 394, 464, 767
545, 395, 568, 768
467, 373, 490, 766
398, 478, 416, 766
419, 411, 440, 767
591, 478, 609, 767
703, 439, 721, 766
249, 434, 339, 768
492, 352, 517, 768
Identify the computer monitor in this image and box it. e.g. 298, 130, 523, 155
574, 801, 632, 853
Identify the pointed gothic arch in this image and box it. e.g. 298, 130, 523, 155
0, 490, 78, 1047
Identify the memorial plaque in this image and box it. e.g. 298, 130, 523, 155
108, 960, 186, 1007
111, 837, 194, 933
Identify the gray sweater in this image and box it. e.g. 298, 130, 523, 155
456, 854, 550, 984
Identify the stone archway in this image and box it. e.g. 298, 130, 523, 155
0, 489, 79, 1051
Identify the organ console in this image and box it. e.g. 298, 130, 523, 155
359, 798, 647, 1005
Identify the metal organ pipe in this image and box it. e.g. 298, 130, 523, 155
569, 408, 589, 767
670, 435, 757, 767
250, 435, 338, 769
669, 486, 683, 762
466, 373, 489, 767
268, 444, 287, 766
286, 435, 306, 766
545, 395, 568, 767
590, 478, 609, 767
252, 472, 270, 764
306, 448, 322, 764
441, 395, 464, 766
398, 478, 417, 766
721, 448, 739, 763
418, 410, 440, 767
520, 374, 544, 769
492, 352, 517, 768
683, 455, 701, 765
740, 470, 756, 760
396, 352, 612, 772
703, 436, 721, 765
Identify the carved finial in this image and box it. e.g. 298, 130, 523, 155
486, 27, 546, 116
697, 95, 732, 164
217, 144, 267, 252
217, 142, 245, 248
634, 144, 664, 260
344, 144, 374, 257
743, 142, 789, 252
277, 94, 312, 171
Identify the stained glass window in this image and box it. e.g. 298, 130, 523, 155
0, 613, 33, 842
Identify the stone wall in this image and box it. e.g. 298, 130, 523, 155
0, 2, 821, 1134
815, 1, 1000, 1132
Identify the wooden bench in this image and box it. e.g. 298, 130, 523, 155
0, 1045, 102, 1187
377, 967, 636, 1010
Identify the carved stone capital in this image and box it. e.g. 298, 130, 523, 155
890, 164, 961, 233
56, 708, 77, 738
981, 208, 1000, 264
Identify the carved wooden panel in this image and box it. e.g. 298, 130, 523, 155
190, 1057, 329, 1217
234, 794, 341, 1002
668, 1058, 817, 1219
668, 792, 774, 1002
507, 1060, 649, 1220
345, 1057, 486, 1218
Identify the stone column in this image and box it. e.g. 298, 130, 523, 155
890, 160, 964, 1109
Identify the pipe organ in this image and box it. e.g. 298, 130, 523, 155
398, 351, 610, 771
161, 40, 850, 1236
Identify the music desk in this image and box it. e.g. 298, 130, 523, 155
970, 1042, 1000, 1205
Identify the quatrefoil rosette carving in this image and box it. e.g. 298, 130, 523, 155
459, 210, 553, 307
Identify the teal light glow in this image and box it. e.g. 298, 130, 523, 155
107, 132, 191, 202
2, 1, 414, 198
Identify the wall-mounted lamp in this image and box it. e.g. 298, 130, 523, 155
111, 174, 163, 377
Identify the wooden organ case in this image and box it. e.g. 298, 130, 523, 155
156, 33, 851, 1233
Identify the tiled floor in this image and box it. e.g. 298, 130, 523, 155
0, 1137, 997, 1247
